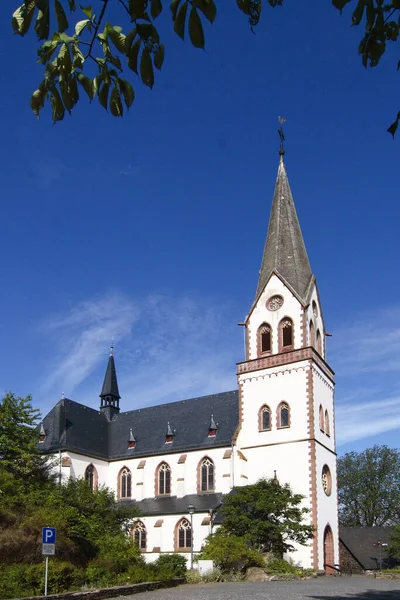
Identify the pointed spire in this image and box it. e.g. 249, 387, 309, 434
256, 131, 313, 302
209, 414, 218, 430
166, 422, 174, 437
99, 345, 120, 416
39, 422, 46, 443
128, 428, 136, 448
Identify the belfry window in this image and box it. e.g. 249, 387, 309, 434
319, 405, 324, 432
278, 402, 290, 428
310, 321, 315, 348
258, 323, 272, 355
317, 330, 322, 356
325, 410, 330, 436
279, 318, 293, 350
259, 405, 271, 431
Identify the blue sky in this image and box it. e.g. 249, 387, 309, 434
0, 1, 399, 455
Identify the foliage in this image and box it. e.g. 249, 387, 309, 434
0, 562, 85, 599
185, 568, 224, 583
216, 477, 314, 555
389, 526, 400, 562
266, 557, 296, 574
338, 445, 400, 527
154, 553, 188, 577
200, 531, 264, 572
10, 0, 399, 133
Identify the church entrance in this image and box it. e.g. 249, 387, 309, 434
323, 525, 335, 573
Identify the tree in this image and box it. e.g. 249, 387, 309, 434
338, 445, 400, 527
200, 531, 264, 572
214, 477, 314, 556
10, 1, 400, 134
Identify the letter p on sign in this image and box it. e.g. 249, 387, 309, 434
42, 528, 56, 544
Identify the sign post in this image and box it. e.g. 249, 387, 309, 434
42, 528, 56, 596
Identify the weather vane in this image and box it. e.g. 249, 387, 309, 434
278, 116, 286, 156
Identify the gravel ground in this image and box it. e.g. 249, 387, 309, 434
114, 576, 400, 600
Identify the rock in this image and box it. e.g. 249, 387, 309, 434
246, 567, 269, 582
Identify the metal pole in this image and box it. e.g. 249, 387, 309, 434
44, 556, 49, 596
190, 511, 194, 570
380, 544, 382, 572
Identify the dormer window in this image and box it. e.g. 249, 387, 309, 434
38, 422, 46, 443
128, 428, 136, 449
208, 415, 218, 437
165, 422, 174, 443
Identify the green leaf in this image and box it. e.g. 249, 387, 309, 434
50, 86, 65, 122
12, 1, 36, 37
129, 0, 148, 20
109, 31, 127, 53
137, 23, 159, 42
125, 28, 137, 54
68, 0, 77, 10
80, 5, 92, 18
174, 1, 187, 40
75, 19, 90, 35
128, 39, 141, 73
387, 111, 400, 139
71, 43, 84, 68
35, 6, 50, 40
60, 76, 79, 113
98, 82, 110, 111
236, 0, 251, 15
93, 73, 104, 92
154, 43, 164, 69
151, 0, 163, 19
170, 0, 182, 19
38, 40, 59, 64
331, 0, 352, 12
118, 78, 135, 108
140, 47, 154, 88
30, 82, 47, 118
351, 1, 364, 26
55, 0, 68, 32
194, 0, 216, 24
110, 85, 124, 117
77, 72, 95, 100
189, 7, 204, 48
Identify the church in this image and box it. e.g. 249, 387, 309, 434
39, 141, 339, 571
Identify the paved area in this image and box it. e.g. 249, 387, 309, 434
115, 576, 400, 600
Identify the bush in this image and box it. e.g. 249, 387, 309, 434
200, 532, 265, 572
0, 561, 84, 599
266, 557, 297, 574
186, 568, 223, 584
154, 554, 187, 577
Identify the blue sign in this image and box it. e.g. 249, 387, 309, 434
42, 528, 56, 544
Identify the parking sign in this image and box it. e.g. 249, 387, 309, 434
42, 528, 56, 544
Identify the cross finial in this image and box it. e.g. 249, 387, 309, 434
278, 116, 286, 157
110, 343, 114, 357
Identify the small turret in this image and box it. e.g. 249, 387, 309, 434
99, 345, 121, 421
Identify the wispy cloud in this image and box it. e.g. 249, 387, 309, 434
336, 397, 400, 444
37, 292, 238, 413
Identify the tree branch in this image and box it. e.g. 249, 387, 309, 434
85, 0, 110, 60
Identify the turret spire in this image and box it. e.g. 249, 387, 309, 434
99, 345, 120, 419
256, 126, 313, 302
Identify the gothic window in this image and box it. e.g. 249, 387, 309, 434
259, 405, 271, 431
317, 330, 322, 356
176, 518, 192, 550
278, 402, 290, 428
200, 457, 214, 492
258, 323, 272, 355
319, 405, 325, 432
132, 521, 147, 551
119, 467, 132, 499
279, 317, 293, 351
310, 320, 315, 348
157, 462, 171, 496
85, 464, 97, 491
325, 410, 330, 436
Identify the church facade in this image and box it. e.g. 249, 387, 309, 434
40, 150, 338, 571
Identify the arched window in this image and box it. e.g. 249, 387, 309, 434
319, 405, 324, 432
325, 410, 330, 436
175, 518, 192, 551
199, 457, 214, 492
132, 521, 147, 551
258, 323, 272, 355
156, 462, 171, 496
317, 330, 322, 356
119, 467, 132, 499
85, 464, 98, 491
279, 317, 293, 351
277, 402, 290, 428
259, 405, 271, 431
310, 321, 315, 348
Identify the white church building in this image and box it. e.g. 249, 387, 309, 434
40, 145, 339, 571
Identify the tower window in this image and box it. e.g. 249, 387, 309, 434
258, 323, 272, 355
85, 464, 98, 491
157, 462, 171, 496
176, 518, 192, 550
278, 402, 290, 428
310, 320, 315, 348
132, 521, 147, 551
279, 318, 293, 351
200, 457, 214, 492
317, 330, 322, 356
325, 410, 330, 436
259, 405, 271, 431
319, 405, 324, 432
119, 467, 132, 499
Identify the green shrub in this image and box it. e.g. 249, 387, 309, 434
200, 532, 264, 572
0, 561, 84, 599
154, 554, 187, 577
266, 558, 297, 574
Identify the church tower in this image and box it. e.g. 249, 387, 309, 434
99, 345, 121, 421
235, 134, 338, 570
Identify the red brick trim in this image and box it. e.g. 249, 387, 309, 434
137, 460, 146, 469
177, 477, 184, 481
237, 346, 334, 382
154, 519, 163, 528
152, 546, 161, 552
223, 449, 232, 459
178, 454, 187, 464
136, 482, 143, 486
306, 364, 318, 570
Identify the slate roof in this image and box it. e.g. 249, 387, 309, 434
100, 350, 121, 401
256, 156, 313, 302
339, 526, 395, 570
123, 493, 223, 516
40, 390, 239, 461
